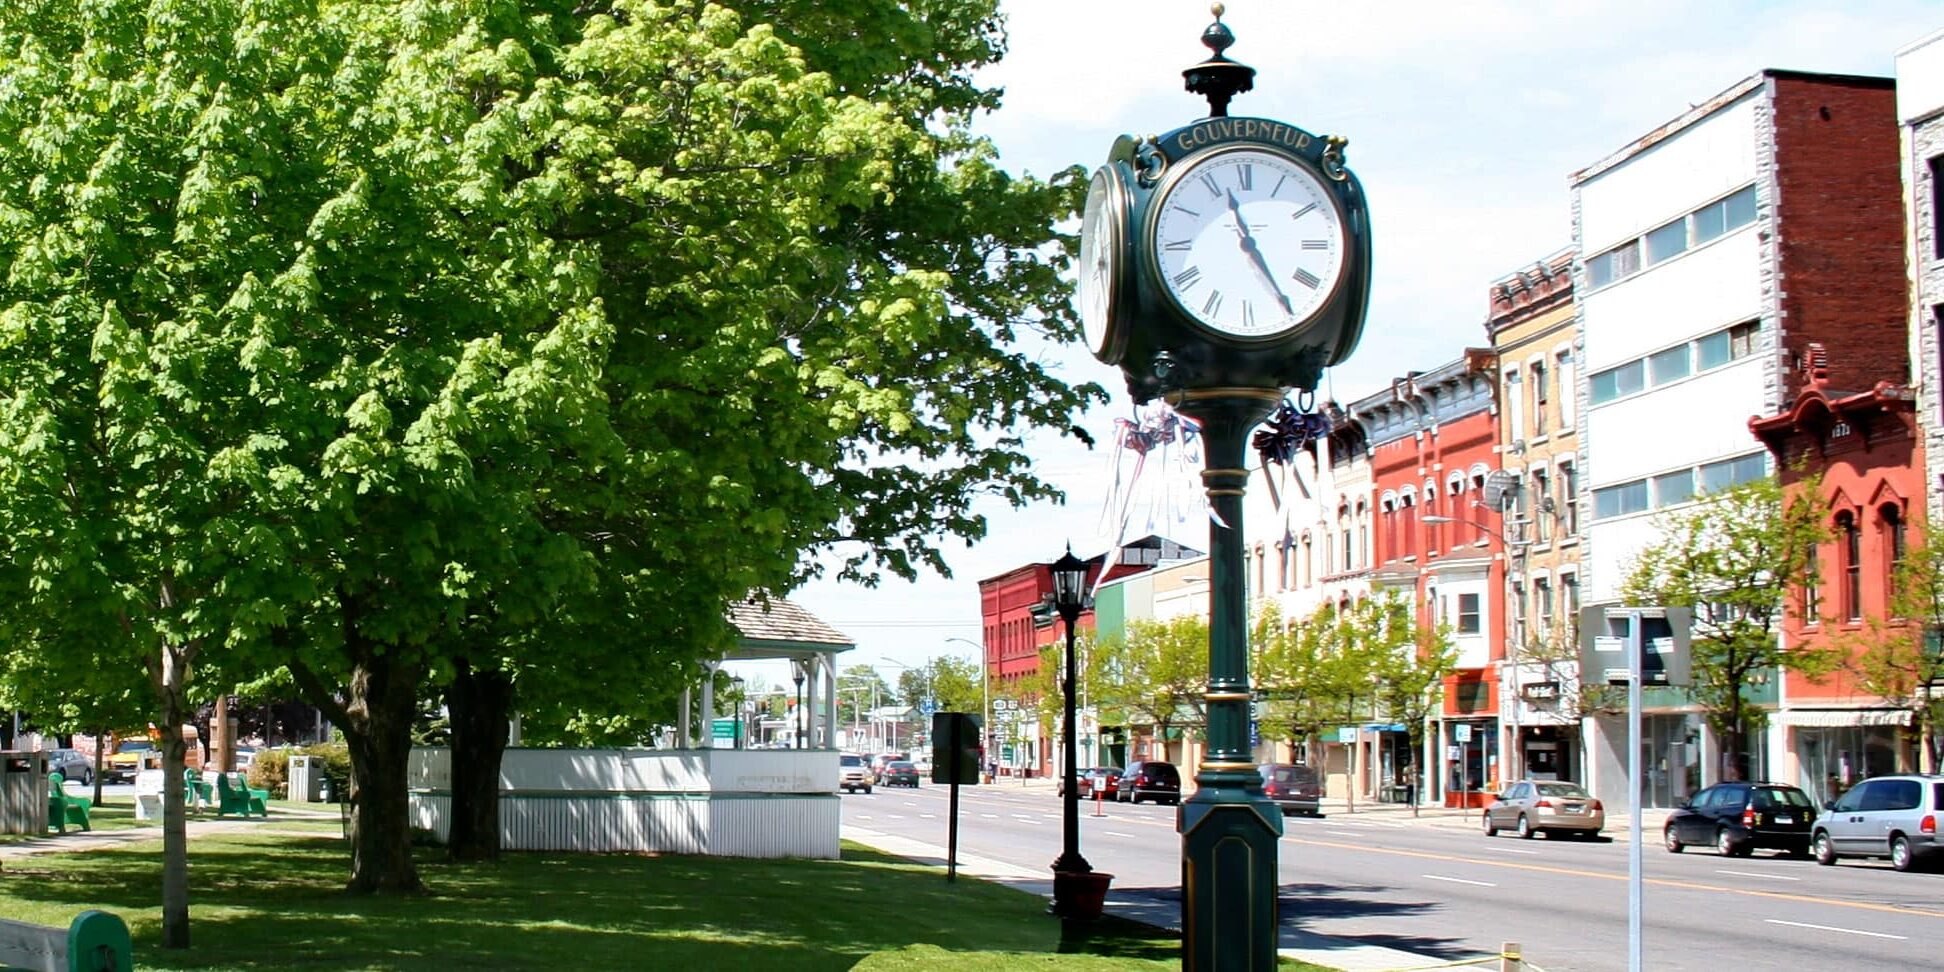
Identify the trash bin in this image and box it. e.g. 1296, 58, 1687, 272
288, 755, 322, 802
0, 751, 49, 834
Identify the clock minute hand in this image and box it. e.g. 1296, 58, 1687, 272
1226, 191, 1295, 317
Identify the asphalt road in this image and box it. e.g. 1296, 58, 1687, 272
843, 781, 1944, 972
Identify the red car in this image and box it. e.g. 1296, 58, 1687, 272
1059, 766, 1123, 798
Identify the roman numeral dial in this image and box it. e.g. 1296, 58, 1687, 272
1149, 146, 1347, 339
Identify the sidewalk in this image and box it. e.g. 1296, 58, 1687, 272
0, 806, 340, 861
843, 824, 1473, 972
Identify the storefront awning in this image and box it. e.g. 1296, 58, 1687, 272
1774, 709, 1912, 728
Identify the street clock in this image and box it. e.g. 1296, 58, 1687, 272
1080, 10, 1372, 403
1070, 7, 1376, 970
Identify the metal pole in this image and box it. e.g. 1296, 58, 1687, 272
1627, 610, 1643, 972
1052, 612, 1090, 881
1171, 388, 1283, 970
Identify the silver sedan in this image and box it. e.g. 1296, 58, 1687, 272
1483, 780, 1606, 839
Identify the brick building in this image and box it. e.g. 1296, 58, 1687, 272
1750, 347, 1923, 805
1355, 350, 1507, 807
1484, 249, 1584, 785
1573, 69, 1905, 810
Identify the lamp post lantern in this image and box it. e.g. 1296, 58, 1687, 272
793, 667, 807, 750
1048, 545, 1101, 918
1076, 7, 1373, 966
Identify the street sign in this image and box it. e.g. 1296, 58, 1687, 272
709, 718, 737, 740
1579, 605, 1692, 686
991, 699, 1012, 711
1001, 744, 1015, 762
920, 698, 937, 717
1453, 724, 1472, 743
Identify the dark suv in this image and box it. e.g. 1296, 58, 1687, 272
1664, 782, 1816, 857
1256, 763, 1322, 816
1117, 760, 1181, 805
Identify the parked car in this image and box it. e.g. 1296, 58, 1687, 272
869, 752, 905, 779
1257, 763, 1322, 817
1117, 760, 1181, 805
232, 746, 257, 770
838, 753, 875, 794
1058, 767, 1122, 798
45, 748, 94, 787
1483, 780, 1605, 839
1811, 774, 1944, 871
1664, 782, 1815, 857
106, 739, 157, 784
881, 761, 921, 788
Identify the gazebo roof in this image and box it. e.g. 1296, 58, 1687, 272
727, 595, 855, 660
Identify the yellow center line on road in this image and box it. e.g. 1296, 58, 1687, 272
1282, 836, 1944, 920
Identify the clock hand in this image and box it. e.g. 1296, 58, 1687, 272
1227, 191, 1295, 317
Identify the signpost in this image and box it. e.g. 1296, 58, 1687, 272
932, 712, 983, 883
1579, 605, 1692, 972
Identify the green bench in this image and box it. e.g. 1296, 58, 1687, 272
187, 769, 215, 812
46, 773, 89, 834
0, 910, 131, 971
214, 771, 269, 818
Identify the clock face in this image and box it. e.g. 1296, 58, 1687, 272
1077, 165, 1125, 358
1149, 146, 1347, 338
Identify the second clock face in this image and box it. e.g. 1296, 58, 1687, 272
1150, 147, 1347, 338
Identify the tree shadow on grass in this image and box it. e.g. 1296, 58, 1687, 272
0, 833, 1160, 970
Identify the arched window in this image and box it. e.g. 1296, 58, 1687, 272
1400, 490, 1418, 559
1338, 503, 1353, 573
1838, 512, 1861, 622
1881, 503, 1907, 616
1301, 532, 1313, 588
1354, 500, 1369, 569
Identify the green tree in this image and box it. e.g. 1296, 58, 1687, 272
0, 0, 1098, 898
1254, 601, 1390, 767
1836, 537, 1944, 773
1094, 615, 1211, 755
1621, 476, 1832, 782
1368, 593, 1454, 817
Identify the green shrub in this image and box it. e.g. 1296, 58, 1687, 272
248, 749, 290, 796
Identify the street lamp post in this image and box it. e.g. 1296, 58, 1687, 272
793, 667, 807, 750
1048, 546, 1098, 919
1424, 513, 1530, 784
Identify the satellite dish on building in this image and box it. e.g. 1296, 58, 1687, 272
1481, 469, 1519, 509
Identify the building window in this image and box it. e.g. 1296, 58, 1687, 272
1559, 461, 1578, 535
1692, 185, 1757, 246
1505, 369, 1524, 443
1590, 360, 1645, 404
1644, 217, 1688, 264
1532, 468, 1552, 542
1652, 469, 1695, 507
1355, 500, 1369, 569
1932, 155, 1944, 260
1648, 344, 1691, 385
1457, 592, 1481, 634
1531, 361, 1549, 435
1587, 239, 1640, 288
1699, 452, 1766, 493
1803, 541, 1821, 626
1400, 492, 1417, 559
1840, 512, 1861, 623
1562, 573, 1580, 642
1883, 504, 1906, 611
1557, 350, 1576, 429
1594, 479, 1649, 520
1534, 578, 1554, 637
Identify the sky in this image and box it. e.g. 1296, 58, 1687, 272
765, 0, 1944, 692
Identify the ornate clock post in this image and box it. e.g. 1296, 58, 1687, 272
1077, 7, 1372, 969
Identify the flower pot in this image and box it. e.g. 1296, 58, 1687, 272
1052, 869, 1115, 921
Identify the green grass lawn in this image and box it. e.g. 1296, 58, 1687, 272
0, 826, 1333, 970
0, 797, 339, 844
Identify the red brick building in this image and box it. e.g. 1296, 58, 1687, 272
1352, 350, 1507, 806
1750, 346, 1924, 804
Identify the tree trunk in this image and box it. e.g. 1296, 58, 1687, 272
445, 660, 513, 862
151, 640, 196, 949
287, 595, 428, 895
343, 649, 426, 893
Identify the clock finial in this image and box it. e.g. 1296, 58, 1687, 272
1183, 3, 1255, 118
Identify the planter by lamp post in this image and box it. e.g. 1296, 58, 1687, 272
1048, 546, 1113, 920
